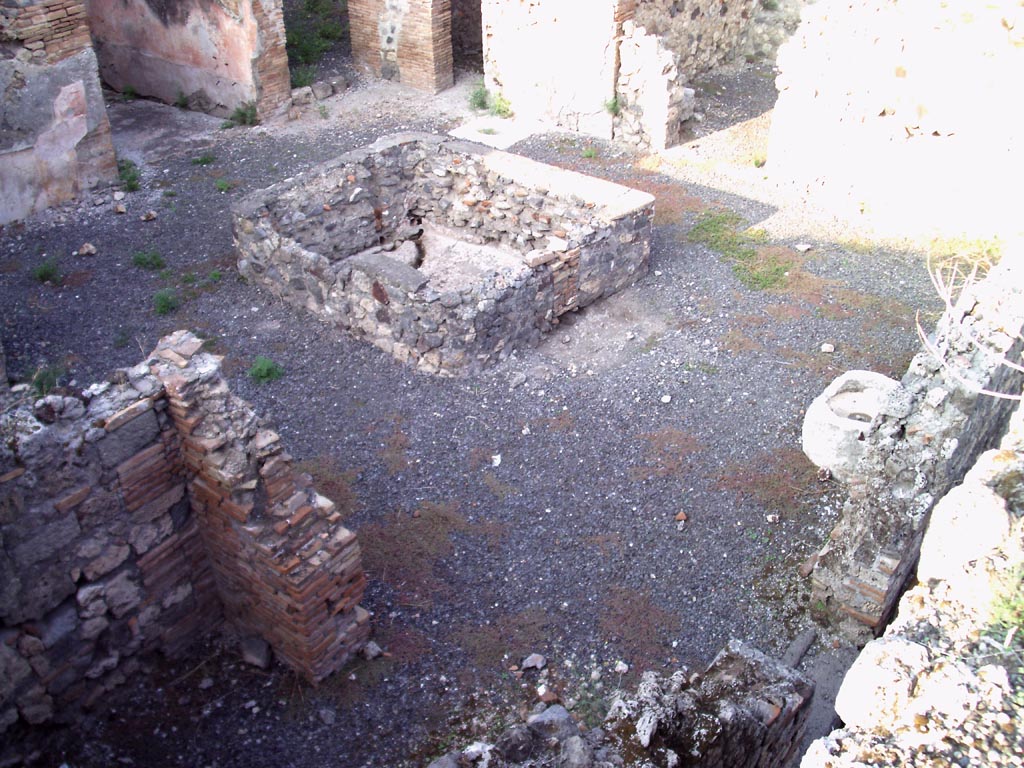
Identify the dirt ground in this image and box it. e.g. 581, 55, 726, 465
1, 56, 944, 767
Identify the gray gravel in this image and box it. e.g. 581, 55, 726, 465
0, 63, 942, 767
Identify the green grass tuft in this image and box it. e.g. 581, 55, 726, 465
688, 211, 792, 291
469, 82, 489, 110
117, 158, 141, 191
31, 364, 66, 397
191, 153, 216, 166
153, 288, 180, 316
249, 355, 285, 383
132, 250, 165, 270
32, 259, 60, 284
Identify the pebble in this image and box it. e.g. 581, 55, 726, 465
820, 343, 835, 353
198, 677, 214, 690
77, 242, 97, 256
613, 661, 629, 675
660, 395, 672, 404
522, 653, 546, 670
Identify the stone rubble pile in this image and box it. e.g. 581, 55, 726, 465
428, 642, 812, 768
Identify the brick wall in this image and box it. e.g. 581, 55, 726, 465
1, 0, 92, 64
349, 0, 454, 93
1, 332, 369, 733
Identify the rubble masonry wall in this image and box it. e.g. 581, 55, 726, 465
0, 331, 368, 735
233, 133, 654, 374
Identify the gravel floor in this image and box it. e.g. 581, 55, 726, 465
0, 60, 942, 767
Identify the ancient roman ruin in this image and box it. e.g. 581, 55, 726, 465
2, 0, 1023, 765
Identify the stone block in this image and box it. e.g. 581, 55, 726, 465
96, 408, 159, 468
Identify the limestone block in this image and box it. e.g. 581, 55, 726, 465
917, 481, 1009, 584
802, 370, 901, 482
834, 636, 930, 730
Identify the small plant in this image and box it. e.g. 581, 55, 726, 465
162, 189, 177, 198
753, 154, 767, 168
285, 0, 346, 67
318, 104, 329, 120
113, 329, 132, 348
469, 81, 489, 110
31, 364, 66, 397
249, 355, 284, 383
214, 179, 236, 193
291, 65, 317, 88
32, 258, 60, 284
175, 90, 189, 108
132, 250, 165, 270
191, 153, 216, 166
489, 92, 513, 118
760, 0, 779, 10
153, 288, 180, 316
121, 85, 137, 101
688, 210, 792, 290
182, 272, 198, 286
117, 158, 141, 191
223, 102, 259, 128
208, 269, 223, 282
582, 147, 598, 159
604, 96, 621, 117
478, 127, 498, 136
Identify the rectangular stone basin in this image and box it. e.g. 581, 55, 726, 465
232, 133, 655, 374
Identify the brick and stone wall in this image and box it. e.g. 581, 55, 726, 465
0, 332, 368, 734
233, 133, 654, 374
803, 399, 1024, 767
809, 256, 1024, 642
85, 0, 291, 118
349, 0, 454, 93
0, 0, 117, 224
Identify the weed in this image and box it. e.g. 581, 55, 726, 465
32, 259, 60, 284
582, 147, 598, 159
113, 328, 132, 348
117, 158, 141, 191
153, 288, 180, 315
223, 102, 259, 128
132, 250, 165, 270
760, 0, 779, 10
482, 471, 518, 501
174, 90, 189, 108
291, 64, 317, 88
604, 96, 621, 116
162, 190, 176, 198
121, 85, 137, 101
208, 269, 223, 282
688, 211, 795, 290
182, 272, 198, 286
248, 355, 284, 383
381, 423, 410, 475
489, 92, 513, 118
31, 364, 66, 397
469, 81, 489, 110
285, 0, 346, 67
753, 154, 767, 168
214, 179, 236, 193
318, 103, 329, 120
477, 127, 497, 136
191, 153, 216, 166
453, 607, 551, 670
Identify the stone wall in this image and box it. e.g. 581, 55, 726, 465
769, 0, 1024, 239
809, 257, 1024, 642
0, 0, 117, 225
85, 0, 291, 118
349, 0, 454, 93
633, 0, 758, 78
233, 133, 654, 374
0, 332, 368, 734
803, 399, 1024, 767
613, 20, 695, 150
429, 641, 814, 768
